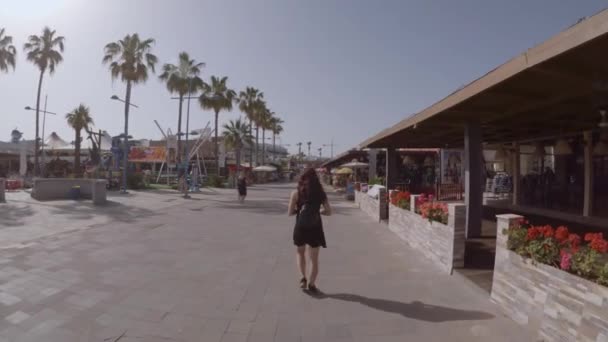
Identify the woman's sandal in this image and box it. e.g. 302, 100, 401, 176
299, 277, 307, 289
307, 283, 319, 294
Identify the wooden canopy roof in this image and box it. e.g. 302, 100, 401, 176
360, 9, 608, 149
321, 149, 369, 169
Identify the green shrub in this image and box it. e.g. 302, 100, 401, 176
127, 173, 145, 190
526, 238, 560, 265
571, 247, 600, 278
205, 175, 225, 188
598, 264, 608, 286
504, 226, 528, 255
368, 177, 384, 186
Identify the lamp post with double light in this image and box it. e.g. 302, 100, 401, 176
25, 96, 56, 177
111, 95, 139, 194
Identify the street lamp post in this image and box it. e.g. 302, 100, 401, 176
111, 95, 138, 194
25, 96, 56, 177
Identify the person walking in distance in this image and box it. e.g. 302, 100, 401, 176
288, 168, 332, 293
237, 173, 247, 203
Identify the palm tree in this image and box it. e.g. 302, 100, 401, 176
0, 28, 16, 73
23, 27, 65, 176
237, 87, 264, 167
223, 119, 253, 181
66, 104, 94, 176
159, 52, 205, 162
259, 108, 274, 165
270, 116, 284, 162
199, 76, 236, 175
102, 33, 157, 191
252, 99, 267, 166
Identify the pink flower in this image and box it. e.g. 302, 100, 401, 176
560, 252, 572, 271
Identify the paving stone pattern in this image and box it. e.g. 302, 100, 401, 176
0, 184, 531, 341
491, 215, 608, 342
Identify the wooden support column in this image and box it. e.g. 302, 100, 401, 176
583, 131, 593, 217
368, 149, 378, 181
512, 142, 520, 206
385, 148, 398, 190
465, 122, 483, 238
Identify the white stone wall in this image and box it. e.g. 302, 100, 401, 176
355, 189, 387, 223
388, 203, 466, 274
491, 214, 608, 342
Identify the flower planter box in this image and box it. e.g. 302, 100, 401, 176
491, 215, 608, 342
354, 189, 387, 222
31, 178, 107, 205
388, 202, 465, 274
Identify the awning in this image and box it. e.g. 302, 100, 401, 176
360, 9, 608, 149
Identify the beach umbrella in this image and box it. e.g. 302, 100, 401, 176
253, 165, 277, 172
341, 159, 368, 168
335, 167, 353, 175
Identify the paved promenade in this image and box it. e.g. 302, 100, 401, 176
0, 183, 531, 341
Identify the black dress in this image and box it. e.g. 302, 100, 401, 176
237, 179, 247, 196
293, 194, 327, 248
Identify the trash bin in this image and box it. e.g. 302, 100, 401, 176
69, 186, 81, 200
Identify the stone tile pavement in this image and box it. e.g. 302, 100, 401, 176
0, 183, 533, 341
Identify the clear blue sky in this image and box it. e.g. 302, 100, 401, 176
1, 0, 606, 156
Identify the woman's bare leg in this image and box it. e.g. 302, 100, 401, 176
296, 246, 306, 279
308, 247, 320, 286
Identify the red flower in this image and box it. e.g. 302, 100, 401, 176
541, 225, 554, 238
568, 233, 581, 249
526, 227, 542, 241
590, 237, 608, 254
585, 232, 603, 242
555, 226, 569, 243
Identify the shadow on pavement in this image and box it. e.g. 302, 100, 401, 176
0, 204, 35, 227
313, 292, 494, 322
215, 200, 289, 216
48, 200, 159, 223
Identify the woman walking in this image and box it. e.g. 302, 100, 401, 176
237, 173, 247, 203
288, 168, 332, 293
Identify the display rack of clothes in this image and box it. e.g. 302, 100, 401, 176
491, 172, 512, 194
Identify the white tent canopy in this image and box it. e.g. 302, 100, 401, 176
252, 165, 277, 172
46, 131, 113, 152
341, 159, 368, 168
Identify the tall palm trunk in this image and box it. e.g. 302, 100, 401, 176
235, 147, 241, 188
74, 129, 81, 177
122, 81, 132, 191
176, 94, 184, 163
255, 126, 259, 166
272, 133, 276, 162
214, 110, 220, 176
34, 69, 45, 177
249, 119, 253, 168
262, 128, 266, 165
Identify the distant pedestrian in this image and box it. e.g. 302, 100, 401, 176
237, 173, 247, 203
288, 168, 332, 294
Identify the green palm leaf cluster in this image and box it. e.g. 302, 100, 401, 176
0, 28, 16, 72
102, 33, 157, 188
23, 27, 65, 176
159, 52, 205, 161
199, 76, 236, 174
222, 119, 253, 174
65, 104, 94, 176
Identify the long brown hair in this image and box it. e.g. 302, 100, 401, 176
297, 168, 327, 206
